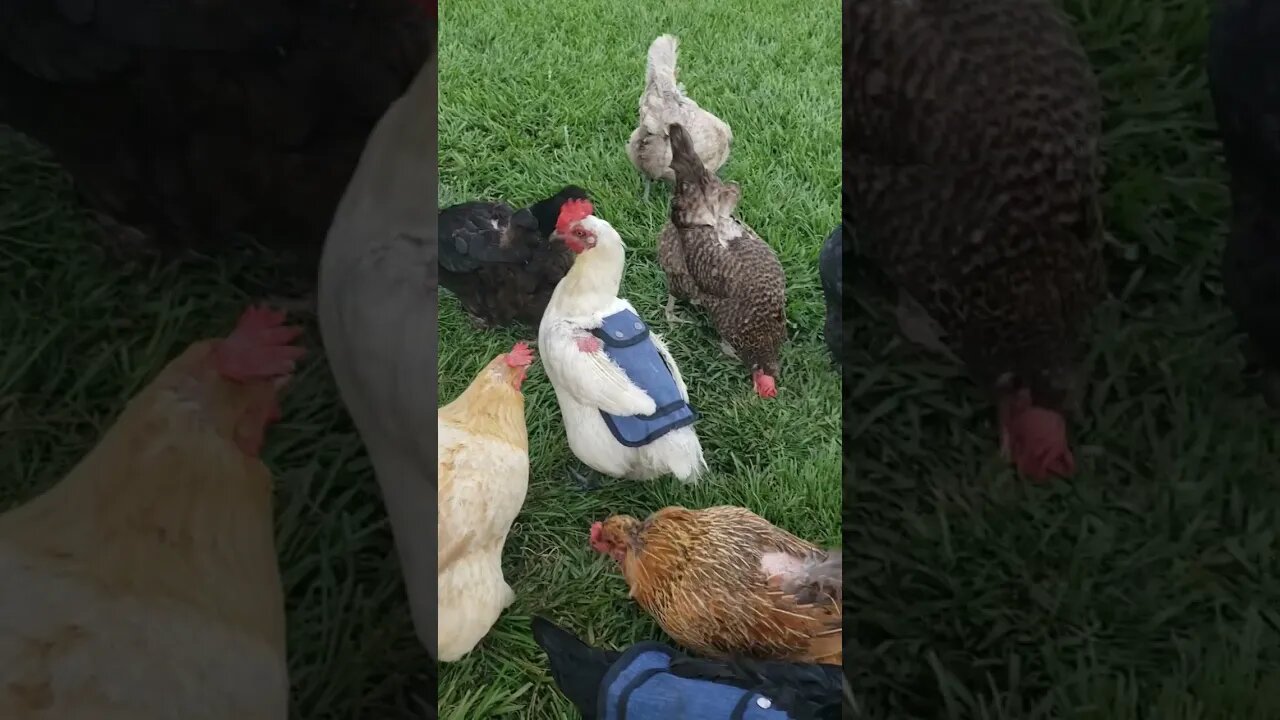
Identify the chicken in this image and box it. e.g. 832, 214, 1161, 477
0, 0, 433, 280
819, 225, 843, 364
845, 0, 1105, 481
439, 185, 591, 327
1207, 0, 1280, 409
659, 123, 787, 398
0, 305, 304, 720
627, 34, 733, 201
531, 616, 846, 720
590, 506, 841, 665
437, 342, 534, 662
316, 55, 438, 657
538, 198, 706, 486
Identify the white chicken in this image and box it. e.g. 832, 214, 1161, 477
627, 34, 733, 201
316, 55, 439, 656
538, 199, 706, 485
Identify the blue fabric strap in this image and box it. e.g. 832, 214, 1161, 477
592, 309, 698, 447
599, 643, 793, 720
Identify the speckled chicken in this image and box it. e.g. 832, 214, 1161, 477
659, 123, 786, 398
845, 0, 1105, 480
590, 505, 841, 665
1207, 0, 1280, 409
627, 35, 732, 201
439, 185, 589, 327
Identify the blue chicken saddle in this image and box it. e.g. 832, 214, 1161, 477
599, 643, 793, 720
590, 309, 698, 448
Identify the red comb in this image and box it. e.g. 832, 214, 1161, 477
505, 341, 535, 367
215, 305, 305, 383
555, 198, 594, 234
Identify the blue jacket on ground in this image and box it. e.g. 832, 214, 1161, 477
591, 308, 697, 447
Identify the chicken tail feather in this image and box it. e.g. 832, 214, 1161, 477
645, 34, 681, 100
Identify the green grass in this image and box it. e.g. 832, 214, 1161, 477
437, 0, 841, 717
845, 1, 1280, 718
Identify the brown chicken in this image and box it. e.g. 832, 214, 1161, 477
659, 122, 787, 398
0, 0, 434, 280
590, 505, 841, 665
0, 306, 304, 719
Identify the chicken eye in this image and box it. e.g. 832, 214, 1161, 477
573, 229, 587, 238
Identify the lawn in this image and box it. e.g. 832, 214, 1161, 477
845, 1, 1280, 718
437, 0, 841, 717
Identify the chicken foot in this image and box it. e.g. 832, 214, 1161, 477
895, 289, 959, 363
568, 464, 609, 492
719, 340, 739, 360
89, 209, 155, 262
464, 310, 494, 331
663, 294, 693, 325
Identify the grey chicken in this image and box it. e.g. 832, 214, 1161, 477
659, 123, 786, 399
845, 0, 1105, 481
627, 34, 732, 201
1207, 0, 1280, 409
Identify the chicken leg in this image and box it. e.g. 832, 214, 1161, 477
643, 177, 653, 202
568, 464, 609, 492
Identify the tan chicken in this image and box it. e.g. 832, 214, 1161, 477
627, 34, 733, 201
437, 342, 535, 662
0, 305, 304, 720
659, 122, 787, 398
590, 505, 841, 665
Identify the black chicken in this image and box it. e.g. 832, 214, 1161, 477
438, 185, 589, 328
1207, 0, 1280, 409
0, 0, 434, 279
